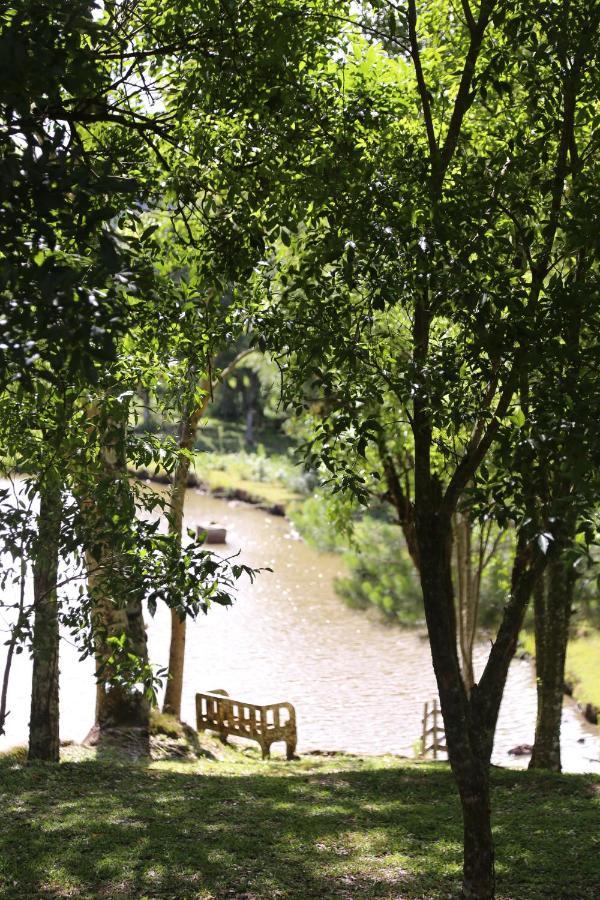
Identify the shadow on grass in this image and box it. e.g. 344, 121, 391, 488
0, 760, 597, 899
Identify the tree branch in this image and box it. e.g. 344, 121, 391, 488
475, 533, 546, 735
439, 0, 497, 178
460, 0, 476, 32
442, 366, 517, 515
407, 0, 439, 165
377, 439, 420, 569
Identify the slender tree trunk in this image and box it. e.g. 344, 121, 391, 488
455, 512, 476, 694
529, 544, 576, 771
530, 247, 583, 771
162, 420, 197, 718
0, 557, 26, 737
163, 611, 186, 718
163, 350, 253, 718
28, 477, 62, 761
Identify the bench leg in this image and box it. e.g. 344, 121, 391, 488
286, 738, 297, 761
219, 730, 229, 745
260, 740, 271, 760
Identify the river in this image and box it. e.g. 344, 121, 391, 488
1, 487, 599, 772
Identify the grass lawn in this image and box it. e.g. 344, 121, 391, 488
0, 749, 598, 899
521, 629, 600, 713
193, 418, 294, 457
191, 457, 301, 509
565, 632, 600, 710
132, 434, 305, 511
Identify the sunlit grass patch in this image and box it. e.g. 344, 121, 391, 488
566, 631, 600, 709
0, 753, 597, 898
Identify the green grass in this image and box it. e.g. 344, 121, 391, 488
521, 629, 600, 711
190, 443, 310, 510
0, 750, 598, 899
132, 443, 308, 510
192, 456, 301, 508
193, 417, 294, 456
565, 632, 600, 709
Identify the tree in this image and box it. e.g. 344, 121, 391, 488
527, 254, 600, 770
252, 3, 600, 895
162, 347, 254, 719
28, 474, 62, 761
0, 0, 259, 740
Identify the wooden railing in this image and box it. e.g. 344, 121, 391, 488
195, 689, 297, 760
420, 697, 447, 760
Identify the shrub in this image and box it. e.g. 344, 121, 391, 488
335, 522, 423, 624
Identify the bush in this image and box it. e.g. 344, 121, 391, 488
335, 521, 424, 624
288, 494, 349, 552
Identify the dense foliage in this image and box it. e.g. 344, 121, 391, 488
1, 2, 600, 898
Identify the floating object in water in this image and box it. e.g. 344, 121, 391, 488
508, 743, 533, 756
197, 523, 227, 544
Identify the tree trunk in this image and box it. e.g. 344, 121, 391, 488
162, 404, 201, 719
459, 765, 494, 900
415, 495, 541, 898
245, 407, 255, 446
85, 402, 150, 730
28, 477, 62, 762
88, 542, 151, 728
163, 609, 186, 717
415, 501, 495, 899
163, 351, 252, 718
455, 512, 476, 694
529, 546, 576, 771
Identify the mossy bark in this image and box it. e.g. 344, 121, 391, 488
91, 566, 150, 728
86, 403, 150, 730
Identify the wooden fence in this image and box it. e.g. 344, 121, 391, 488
420, 698, 447, 760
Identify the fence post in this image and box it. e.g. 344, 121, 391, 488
420, 697, 447, 760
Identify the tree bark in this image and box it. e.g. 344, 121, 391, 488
86, 402, 150, 730
415, 492, 541, 899
415, 504, 496, 898
529, 545, 576, 771
163, 610, 187, 718
529, 244, 584, 771
28, 477, 62, 762
162, 379, 209, 718
91, 567, 150, 728
162, 414, 197, 718
455, 511, 476, 694
163, 350, 253, 718
459, 766, 494, 900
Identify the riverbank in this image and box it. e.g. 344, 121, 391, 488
1, 736, 598, 899
129, 452, 600, 756
521, 630, 600, 725
187, 449, 600, 728
133, 446, 305, 515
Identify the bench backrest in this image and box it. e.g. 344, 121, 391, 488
195, 690, 296, 740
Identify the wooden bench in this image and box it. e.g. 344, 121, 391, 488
195, 689, 297, 760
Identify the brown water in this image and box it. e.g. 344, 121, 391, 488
1, 488, 599, 772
